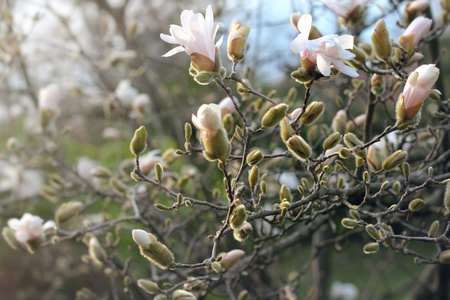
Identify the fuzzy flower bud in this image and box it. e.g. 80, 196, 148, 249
246, 150, 263, 166
262, 104, 289, 128
218, 249, 245, 270
300, 101, 325, 126
38, 83, 60, 129
227, 24, 250, 61
132, 229, 175, 270
89, 236, 108, 265
371, 19, 392, 62
344, 133, 366, 158
55, 201, 83, 226
230, 205, 247, 229
130, 126, 147, 157
138, 279, 160, 294
286, 135, 311, 160
382, 150, 408, 171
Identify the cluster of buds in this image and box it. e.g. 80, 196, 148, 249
229, 203, 253, 242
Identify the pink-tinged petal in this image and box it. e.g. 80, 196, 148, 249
291, 36, 307, 53
332, 59, 359, 77
180, 9, 195, 30
162, 46, 187, 57
403, 17, 432, 47
215, 35, 223, 49
192, 114, 207, 132
336, 35, 354, 49
316, 54, 331, 76
297, 14, 312, 38
205, 5, 213, 28
7, 218, 21, 230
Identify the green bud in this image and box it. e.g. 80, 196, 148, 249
439, 250, 450, 264
391, 181, 401, 195
130, 126, 147, 157
408, 198, 425, 212
280, 117, 295, 143
355, 157, 364, 167
283, 88, 296, 103
336, 177, 344, 189
370, 74, 385, 96
154, 203, 170, 211
366, 224, 380, 240
428, 167, 434, 177
350, 210, 360, 220
363, 242, 379, 254
177, 193, 183, 205
352, 79, 365, 92
109, 177, 128, 195
185, 123, 192, 140
233, 222, 252, 242
55, 201, 83, 227
211, 261, 223, 273
247, 150, 263, 166
137, 279, 160, 294
90, 166, 112, 179
230, 205, 247, 229
203, 128, 231, 162
139, 240, 175, 270
173, 289, 196, 300
248, 166, 259, 188
382, 150, 408, 171
403, 162, 410, 177
280, 185, 292, 202
338, 148, 350, 159
261, 103, 289, 128
323, 132, 342, 151
286, 135, 311, 160
185, 199, 192, 207
336, 96, 344, 108
238, 290, 249, 300
428, 221, 439, 237
300, 102, 325, 126
332, 110, 347, 135
291, 67, 316, 85
445, 182, 450, 211
260, 181, 267, 194
342, 218, 358, 229
344, 133, 366, 158
2, 227, 21, 250
381, 181, 389, 190
371, 19, 392, 62
363, 171, 369, 182
279, 200, 291, 210
89, 237, 108, 265
155, 163, 163, 182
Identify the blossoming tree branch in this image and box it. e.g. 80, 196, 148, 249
2, 0, 450, 299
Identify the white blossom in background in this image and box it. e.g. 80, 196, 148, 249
138, 150, 163, 175
218, 96, 236, 116
39, 83, 60, 112
291, 14, 358, 78
279, 172, 300, 190
7, 213, 55, 243
160, 5, 223, 71
102, 127, 122, 140
0, 159, 44, 200
105, 49, 137, 67
76, 156, 98, 183
330, 281, 359, 300
115, 80, 139, 106
324, 0, 371, 19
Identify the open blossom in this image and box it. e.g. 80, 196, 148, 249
7, 213, 55, 243
324, 0, 371, 19
38, 83, 60, 129
291, 14, 358, 78
402, 16, 432, 48
160, 5, 223, 71
192, 103, 222, 139
400, 64, 440, 120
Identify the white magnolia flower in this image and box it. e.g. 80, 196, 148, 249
7, 213, 54, 243
39, 83, 60, 112
160, 5, 223, 71
324, 0, 371, 19
218, 97, 236, 116
291, 14, 358, 78
330, 281, 359, 300
192, 103, 223, 139
115, 80, 138, 106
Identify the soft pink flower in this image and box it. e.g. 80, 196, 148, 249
403, 16, 432, 47
291, 14, 358, 78
160, 5, 223, 71
7, 213, 54, 243
402, 64, 440, 119
192, 103, 222, 139
324, 0, 371, 19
